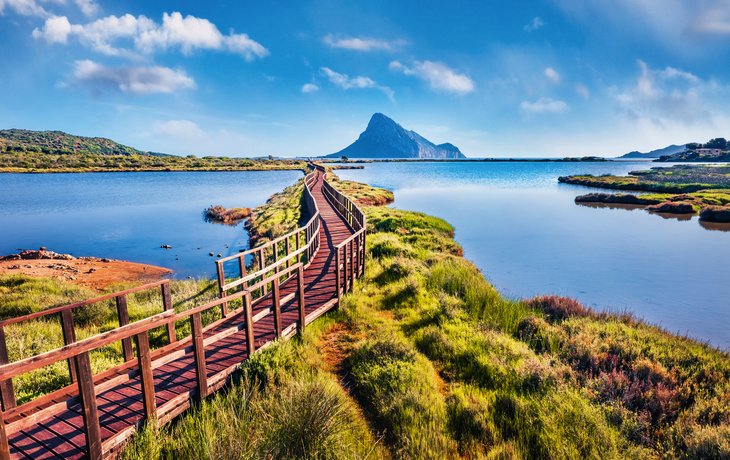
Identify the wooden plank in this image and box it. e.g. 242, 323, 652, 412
0, 406, 9, 460
216, 261, 228, 318
135, 332, 156, 422
273, 241, 279, 274
259, 248, 267, 296
238, 255, 246, 286
272, 278, 282, 339
191, 312, 207, 400
244, 294, 254, 356
297, 266, 305, 333
161, 283, 176, 344
116, 295, 134, 362
0, 327, 16, 411
335, 248, 341, 309
60, 309, 78, 385
350, 239, 355, 291
0, 310, 173, 382
75, 352, 102, 460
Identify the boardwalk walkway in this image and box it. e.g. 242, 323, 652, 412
0, 165, 365, 459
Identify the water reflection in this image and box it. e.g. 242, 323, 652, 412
699, 220, 730, 232
335, 161, 730, 348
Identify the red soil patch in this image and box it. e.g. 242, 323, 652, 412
0, 250, 172, 292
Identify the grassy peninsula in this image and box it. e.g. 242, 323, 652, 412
560, 165, 730, 222
122, 172, 730, 459
0, 128, 309, 173
5, 171, 730, 459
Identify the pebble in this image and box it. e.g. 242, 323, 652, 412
176, 258, 179, 260
217, 254, 222, 258
161, 245, 172, 249
209, 252, 214, 256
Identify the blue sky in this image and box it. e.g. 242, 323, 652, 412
2, 0, 730, 158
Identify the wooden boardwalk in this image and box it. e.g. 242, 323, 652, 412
0, 165, 366, 459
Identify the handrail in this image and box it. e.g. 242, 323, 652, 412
0, 260, 309, 460
214, 164, 321, 305
0, 279, 174, 413
315, 163, 368, 309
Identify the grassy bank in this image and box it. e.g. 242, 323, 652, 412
326, 169, 394, 207
0, 275, 228, 404
559, 165, 730, 193
0, 151, 309, 173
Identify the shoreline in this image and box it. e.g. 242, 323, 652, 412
0, 250, 172, 291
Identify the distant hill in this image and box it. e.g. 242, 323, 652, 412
327, 113, 466, 159
618, 144, 687, 159
0, 129, 172, 157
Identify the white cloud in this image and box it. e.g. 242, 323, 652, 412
68, 60, 196, 95
520, 97, 569, 115
323, 34, 406, 51
319, 67, 394, 101
524, 17, 544, 31
575, 83, 590, 99
74, 0, 99, 17
0, 0, 49, 17
544, 67, 561, 84
613, 59, 721, 127
389, 60, 474, 94
153, 120, 206, 140
301, 83, 319, 93
32, 12, 269, 60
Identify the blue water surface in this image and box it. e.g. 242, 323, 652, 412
334, 161, 730, 348
0, 170, 303, 279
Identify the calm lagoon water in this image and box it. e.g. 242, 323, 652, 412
334, 161, 730, 349
2, 163, 729, 347
0, 170, 303, 279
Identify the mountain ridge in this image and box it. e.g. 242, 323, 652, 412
0, 129, 172, 157
327, 113, 466, 159
618, 144, 687, 159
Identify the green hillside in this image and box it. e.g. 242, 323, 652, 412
0, 129, 171, 157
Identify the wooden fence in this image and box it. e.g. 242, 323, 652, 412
0, 162, 369, 459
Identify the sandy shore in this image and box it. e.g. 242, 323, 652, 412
1, 250, 172, 292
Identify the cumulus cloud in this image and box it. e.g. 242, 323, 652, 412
320, 67, 394, 101
575, 83, 590, 99
389, 60, 474, 94
544, 67, 561, 84
301, 83, 319, 93
153, 120, 207, 140
520, 97, 569, 115
74, 0, 99, 17
0, 0, 49, 17
32, 12, 269, 60
613, 59, 719, 126
323, 34, 406, 51
67, 60, 196, 95
524, 17, 544, 31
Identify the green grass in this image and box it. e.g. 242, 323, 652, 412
561, 165, 730, 194
0, 274, 227, 404
326, 170, 394, 207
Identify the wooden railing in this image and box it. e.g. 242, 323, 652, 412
215, 165, 321, 307
0, 264, 308, 460
0, 279, 174, 413
317, 164, 367, 308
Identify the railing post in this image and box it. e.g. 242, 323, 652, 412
238, 254, 247, 290
354, 236, 360, 281
244, 292, 255, 356
296, 232, 301, 264
335, 247, 341, 310
286, 236, 291, 269
76, 351, 102, 460
273, 241, 279, 274
297, 265, 306, 332
60, 309, 78, 384
0, 327, 16, 411
116, 295, 134, 362
191, 312, 208, 399
161, 283, 176, 344
344, 242, 349, 293
259, 248, 267, 296
350, 240, 355, 292
135, 331, 156, 422
272, 278, 282, 339
361, 231, 366, 277
216, 261, 228, 317
0, 407, 9, 460
305, 227, 310, 264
